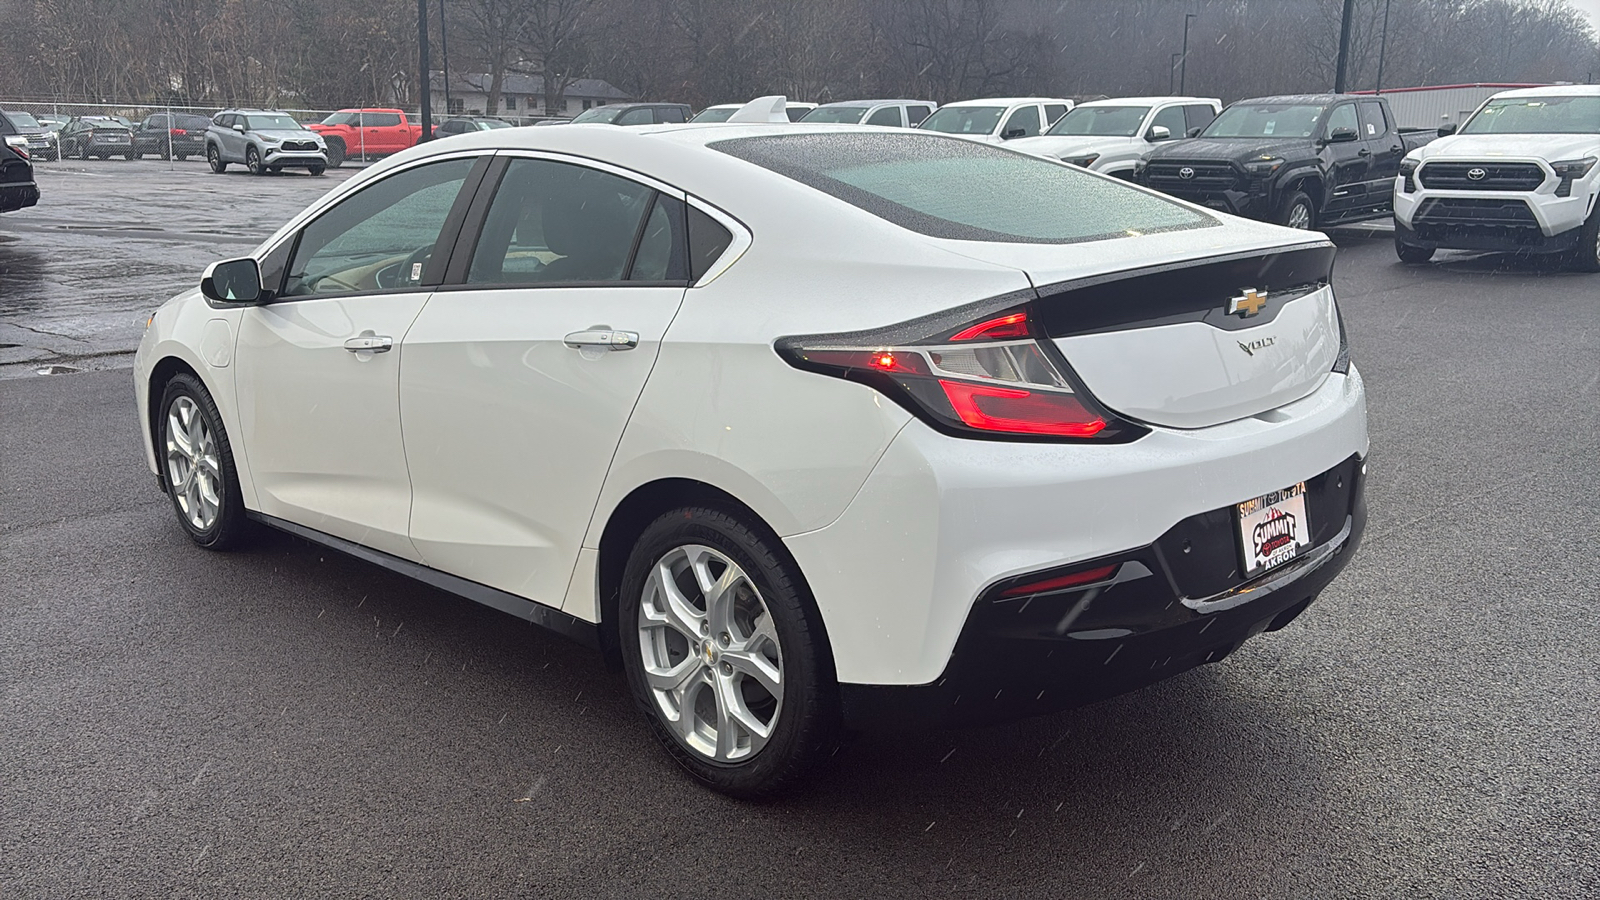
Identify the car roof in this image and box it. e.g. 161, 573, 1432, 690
938, 97, 1072, 107
1077, 96, 1220, 107
1489, 84, 1600, 99
815, 99, 933, 108
1234, 94, 1351, 106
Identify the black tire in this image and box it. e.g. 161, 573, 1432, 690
78, 142, 90, 160
267, 165, 281, 175
132, 150, 144, 160
123, 152, 135, 161
308, 165, 325, 176
619, 506, 840, 799
1395, 235, 1435, 264
160, 148, 171, 161
245, 146, 265, 175
176, 153, 187, 161
325, 138, 345, 168
1276, 190, 1316, 230
207, 144, 226, 173
1571, 204, 1600, 273
157, 373, 254, 551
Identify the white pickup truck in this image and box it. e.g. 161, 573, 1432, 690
1394, 84, 1600, 270
1007, 96, 1221, 178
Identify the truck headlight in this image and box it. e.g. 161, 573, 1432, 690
1551, 157, 1596, 197
1244, 157, 1284, 177
1060, 153, 1100, 168
1399, 157, 1420, 193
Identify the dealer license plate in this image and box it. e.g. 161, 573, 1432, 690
1237, 482, 1311, 576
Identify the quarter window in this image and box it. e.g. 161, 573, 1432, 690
466, 158, 659, 284
281, 158, 476, 297
687, 206, 734, 282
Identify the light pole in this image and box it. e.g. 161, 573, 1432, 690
1179, 13, 1197, 94
1334, 0, 1355, 93
439, 0, 452, 116
1374, 0, 1393, 93
418, 0, 433, 141
1170, 53, 1182, 94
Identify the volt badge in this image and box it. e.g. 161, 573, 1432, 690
1228, 288, 1268, 318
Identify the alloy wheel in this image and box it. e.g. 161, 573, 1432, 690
164, 396, 222, 532
637, 544, 784, 764
1287, 202, 1312, 230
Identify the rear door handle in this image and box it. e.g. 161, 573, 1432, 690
564, 329, 639, 351
344, 334, 393, 353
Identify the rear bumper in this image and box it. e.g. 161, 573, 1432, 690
0, 180, 39, 212
840, 454, 1366, 730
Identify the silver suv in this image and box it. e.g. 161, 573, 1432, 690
206, 110, 328, 176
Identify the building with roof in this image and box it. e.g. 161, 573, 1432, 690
429, 72, 632, 121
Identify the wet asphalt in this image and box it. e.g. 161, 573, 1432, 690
1, 172, 1598, 898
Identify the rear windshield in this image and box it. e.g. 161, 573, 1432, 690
712, 132, 1214, 244
800, 107, 869, 124
177, 115, 212, 129
7, 112, 41, 128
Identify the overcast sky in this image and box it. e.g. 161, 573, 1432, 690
1574, 0, 1600, 33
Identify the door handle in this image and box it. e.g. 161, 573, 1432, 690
564, 329, 639, 351
343, 334, 393, 353
1389, 145, 1402, 153
1357, 148, 1372, 157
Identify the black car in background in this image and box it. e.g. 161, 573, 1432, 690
58, 117, 136, 160
1, 140, 40, 212
132, 113, 213, 160
0, 109, 61, 161
568, 102, 692, 125
434, 116, 515, 137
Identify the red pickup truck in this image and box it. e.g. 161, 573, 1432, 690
307, 108, 425, 167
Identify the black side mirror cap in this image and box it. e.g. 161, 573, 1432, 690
1187, 126, 1204, 138
1328, 126, 1359, 143
200, 257, 264, 305
1437, 123, 1458, 137
1001, 128, 1027, 139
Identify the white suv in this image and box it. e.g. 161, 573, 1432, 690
135, 123, 1368, 797
1395, 84, 1600, 269
1010, 97, 1222, 178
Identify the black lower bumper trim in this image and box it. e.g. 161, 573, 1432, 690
1398, 219, 1580, 255
840, 454, 1367, 730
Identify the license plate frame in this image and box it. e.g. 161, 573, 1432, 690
1237, 482, 1311, 577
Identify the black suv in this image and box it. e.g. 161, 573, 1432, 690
568, 103, 692, 126
133, 113, 214, 160
1, 139, 40, 213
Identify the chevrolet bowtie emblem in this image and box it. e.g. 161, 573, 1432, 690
1229, 288, 1267, 317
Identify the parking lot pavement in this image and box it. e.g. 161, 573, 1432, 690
0, 158, 358, 378
2, 223, 1598, 898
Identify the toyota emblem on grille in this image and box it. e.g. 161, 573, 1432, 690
1179, 167, 1196, 180
1467, 167, 1488, 181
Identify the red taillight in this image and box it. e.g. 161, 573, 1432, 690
777, 305, 1137, 442
998, 564, 1118, 598
949, 312, 1029, 342
939, 380, 1106, 437
171, 128, 186, 135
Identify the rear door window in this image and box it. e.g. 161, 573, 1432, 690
466, 158, 662, 284
1002, 105, 1042, 137
1184, 104, 1217, 133
1358, 101, 1389, 138
907, 105, 933, 126
366, 113, 403, 127
1044, 104, 1069, 125
656, 106, 687, 124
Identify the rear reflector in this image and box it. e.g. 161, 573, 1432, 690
939, 380, 1105, 437
998, 564, 1118, 598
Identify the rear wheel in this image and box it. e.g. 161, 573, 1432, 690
175, 153, 187, 161
1277, 190, 1315, 230
619, 507, 839, 799
158, 374, 253, 550
245, 146, 265, 175
132, 150, 144, 160
1395, 235, 1435, 264
308, 165, 325, 176
1571, 205, 1600, 273
160, 148, 171, 160
207, 144, 226, 173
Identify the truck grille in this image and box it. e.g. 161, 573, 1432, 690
1418, 162, 1545, 191
1144, 161, 1240, 192
1414, 197, 1537, 225
280, 140, 319, 152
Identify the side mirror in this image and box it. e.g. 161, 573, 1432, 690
232, 123, 246, 133
1146, 125, 1172, 142
1187, 126, 1204, 138
200, 258, 264, 305
1327, 126, 1359, 143
1437, 123, 1458, 137
1001, 127, 1027, 140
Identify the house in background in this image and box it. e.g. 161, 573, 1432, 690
429, 72, 633, 121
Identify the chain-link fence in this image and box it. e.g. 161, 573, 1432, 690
0, 100, 434, 167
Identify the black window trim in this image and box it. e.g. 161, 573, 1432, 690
246, 152, 494, 307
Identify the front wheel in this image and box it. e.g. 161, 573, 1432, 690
132, 150, 144, 160
1277, 190, 1316, 230
245, 146, 265, 175
1571, 204, 1600, 273
324, 139, 345, 168
619, 507, 839, 799
207, 144, 226, 173
1395, 235, 1435, 264
175, 153, 187, 161
158, 374, 253, 550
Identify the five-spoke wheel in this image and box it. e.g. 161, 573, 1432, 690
158, 374, 251, 549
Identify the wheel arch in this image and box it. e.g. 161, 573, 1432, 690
1281, 171, 1324, 208
146, 354, 206, 491
591, 477, 833, 673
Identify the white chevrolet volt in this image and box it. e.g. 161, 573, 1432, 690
134, 117, 1368, 797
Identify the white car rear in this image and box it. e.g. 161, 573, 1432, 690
134, 123, 1368, 797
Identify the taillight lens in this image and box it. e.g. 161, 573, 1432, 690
171, 128, 187, 135
777, 307, 1141, 442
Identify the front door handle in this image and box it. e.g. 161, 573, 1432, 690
1357, 148, 1372, 157
564, 328, 639, 351
344, 334, 393, 353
